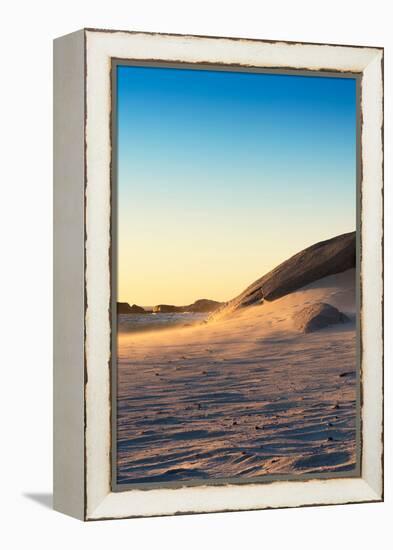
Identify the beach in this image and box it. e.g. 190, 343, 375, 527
116, 269, 357, 484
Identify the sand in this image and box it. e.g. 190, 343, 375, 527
116, 269, 357, 484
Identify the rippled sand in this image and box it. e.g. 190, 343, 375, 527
117, 270, 357, 485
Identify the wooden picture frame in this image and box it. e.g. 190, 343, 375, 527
53, 28, 383, 520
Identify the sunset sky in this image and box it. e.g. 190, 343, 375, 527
116, 65, 357, 306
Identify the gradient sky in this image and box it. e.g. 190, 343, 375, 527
117, 65, 357, 306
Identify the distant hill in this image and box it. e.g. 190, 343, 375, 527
212, 232, 356, 319
117, 302, 147, 314
153, 299, 222, 314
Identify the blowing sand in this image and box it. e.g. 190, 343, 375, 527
117, 269, 357, 484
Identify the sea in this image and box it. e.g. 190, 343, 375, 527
118, 311, 209, 333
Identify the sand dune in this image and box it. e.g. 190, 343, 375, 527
117, 269, 357, 484
212, 231, 355, 320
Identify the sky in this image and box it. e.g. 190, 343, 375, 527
116, 65, 357, 306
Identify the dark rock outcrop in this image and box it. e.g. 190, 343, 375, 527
117, 302, 147, 314
293, 302, 349, 333
188, 299, 222, 313
212, 232, 355, 319
153, 299, 222, 314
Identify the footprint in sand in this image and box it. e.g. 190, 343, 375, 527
339, 371, 355, 378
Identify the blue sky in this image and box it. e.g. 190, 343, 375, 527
117, 65, 357, 305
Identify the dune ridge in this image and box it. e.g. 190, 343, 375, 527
211, 231, 355, 321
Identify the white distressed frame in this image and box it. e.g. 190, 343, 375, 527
80, 30, 383, 520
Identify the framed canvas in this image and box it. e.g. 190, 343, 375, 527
53, 28, 384, 521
